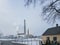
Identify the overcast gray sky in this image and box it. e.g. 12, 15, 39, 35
0, 0, 60, 36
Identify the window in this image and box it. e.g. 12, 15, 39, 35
53, 37, 57, 41
47, 37, 50, 40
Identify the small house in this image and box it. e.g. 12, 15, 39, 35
42, 24, 60, 44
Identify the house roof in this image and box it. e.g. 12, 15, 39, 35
42, 24, 60, 36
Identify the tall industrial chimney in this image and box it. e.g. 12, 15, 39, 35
24, 19, 26, 35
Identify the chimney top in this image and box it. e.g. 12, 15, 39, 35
56, 24, 58, 27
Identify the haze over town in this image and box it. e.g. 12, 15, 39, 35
0, 0, 60, 36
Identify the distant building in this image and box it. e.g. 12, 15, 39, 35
0, 33, 3, 38
42, 24, 60, 44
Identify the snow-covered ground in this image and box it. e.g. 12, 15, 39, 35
0, 38, 42, 45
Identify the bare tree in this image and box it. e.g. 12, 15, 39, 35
24, 0, 60, 23
24, 0, 36, 6
42, 0, 60, 23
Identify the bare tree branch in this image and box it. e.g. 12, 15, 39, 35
25, 0, 60, 23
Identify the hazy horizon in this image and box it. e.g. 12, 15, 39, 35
0, 0, 60, 36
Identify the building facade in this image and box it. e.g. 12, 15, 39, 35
42, 24, 60, 44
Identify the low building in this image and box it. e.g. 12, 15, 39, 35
42, 24, 60, 44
